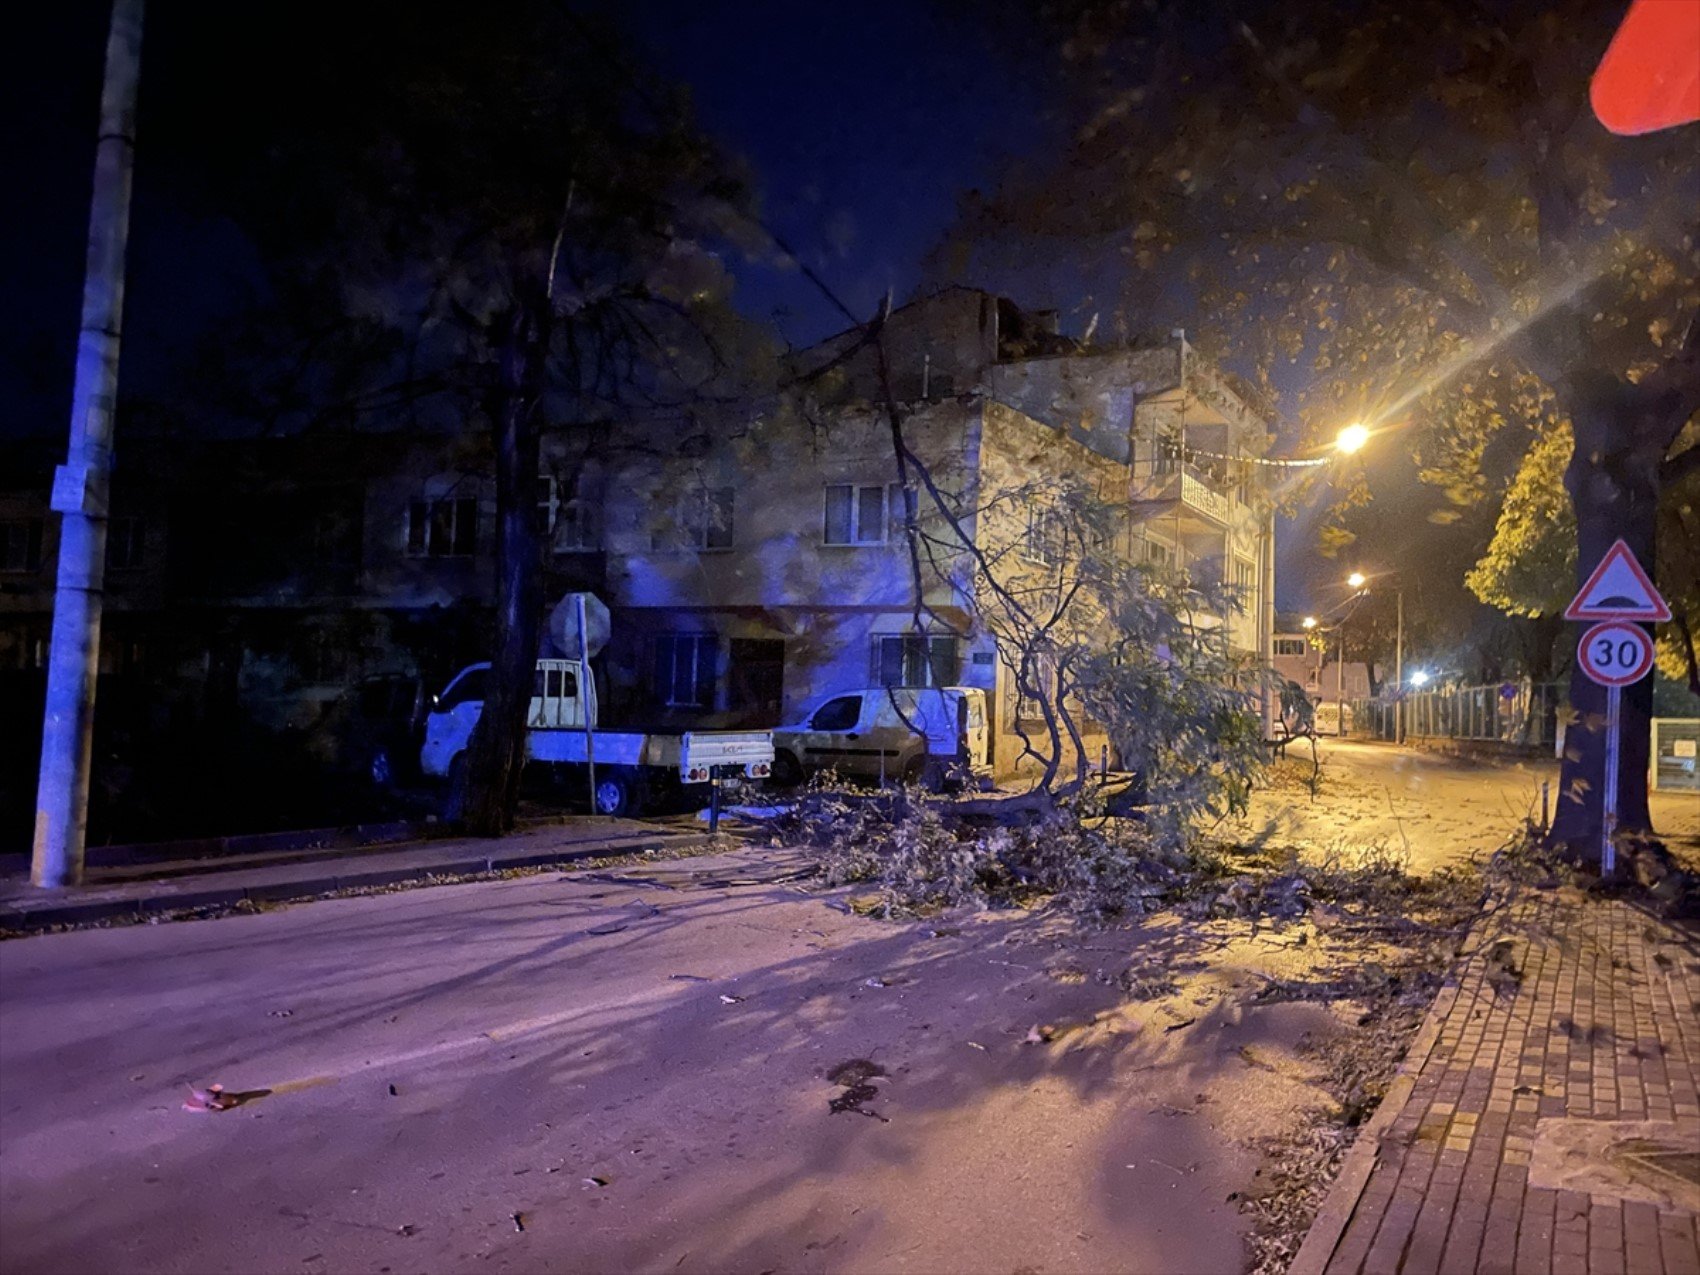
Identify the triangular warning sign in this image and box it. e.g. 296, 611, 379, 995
1564, 539, 1672, 621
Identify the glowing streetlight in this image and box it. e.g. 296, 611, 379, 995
1347, 571, 1367, 590
1336, 423, 1370, 455
1410, 669, 1430, 687
1302, 616, 1318, 630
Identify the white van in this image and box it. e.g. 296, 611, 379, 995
770, 686, 991, 789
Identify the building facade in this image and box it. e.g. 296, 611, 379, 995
1, 290, 1278, 836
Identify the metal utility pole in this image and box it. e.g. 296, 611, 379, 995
1394, 590, 1405, 744
32, 0, 145, 889
1336, 617, 1347, 737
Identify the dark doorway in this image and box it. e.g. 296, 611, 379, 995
729, 639, 786, 724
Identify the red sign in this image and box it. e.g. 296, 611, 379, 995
1578, 621, 1656, 687
1591, 0, 1700, 136
1563, 539, 1672, 622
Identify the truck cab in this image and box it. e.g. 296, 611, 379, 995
771, 686, 990, 789
421, 659, 773, 817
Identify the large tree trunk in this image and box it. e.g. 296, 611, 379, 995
1548, 375, 1662, 859
1522, 613, 1564, 682
459, 300, 545, 836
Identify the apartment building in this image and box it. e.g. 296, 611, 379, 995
593, 289, 1278, 777
1, 289, 1278, 817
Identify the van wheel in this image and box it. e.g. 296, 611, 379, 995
592, 770, 643, 818
769, 750, 803, 789
901, 755, 930, 789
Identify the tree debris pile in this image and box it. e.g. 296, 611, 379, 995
772, 787, 1213, 918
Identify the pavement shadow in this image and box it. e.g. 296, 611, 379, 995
1, 854, 1333, 1275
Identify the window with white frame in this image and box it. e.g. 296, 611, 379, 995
871, 634, 957, 687
1273, 637, 1307, 657
653, 632, 717, 708
105, 517, 145, 571
405, 496, 478, 558
1231, 556, 1257, 597
1, 519, 44, 573
536, 472, 601, 553
823, 483, 899, 545
1023, 506, 1065, 565
1143, 538, 1172, 568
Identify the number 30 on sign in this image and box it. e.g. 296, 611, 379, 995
1578, 620, 1655, 687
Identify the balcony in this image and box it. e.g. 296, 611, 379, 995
1128, 463, 1232, 533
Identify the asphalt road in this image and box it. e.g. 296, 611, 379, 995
1239, 738, 1700, 873
4, 744, 1689, 1275
1, 848, 1342, 1275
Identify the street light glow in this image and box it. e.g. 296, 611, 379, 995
1336, 423, 1370, 454
1302, 616, 1317, 629
1347, 571, 1367, 590
1411, 669, 1430, 687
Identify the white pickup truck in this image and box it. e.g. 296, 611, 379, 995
421, 659, 774, 816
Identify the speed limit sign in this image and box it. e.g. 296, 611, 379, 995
1566, 542, 1667, 879
1578, 620, 1655, 687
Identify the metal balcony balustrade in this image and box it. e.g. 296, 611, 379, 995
1128, 461, 1232, 528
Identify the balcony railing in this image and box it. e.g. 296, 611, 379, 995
1128, 463, 1231, 525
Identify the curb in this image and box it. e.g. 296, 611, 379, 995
1286, 973, 1461, 1275
0, 834, 718, 934
79, 819, 447, 867
67, 809, 659, 871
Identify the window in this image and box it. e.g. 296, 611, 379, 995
1, 519, 44, 573
1153, 432, 1181, 476
1231, 557, 1257, 596
1014, 652, 1060, 725
295, 630, 353, 684
437, 667, 488, 710
105, 517, 144, 571
810, 695, 862, 732
695, 487, 735, 550
1274, 638, 1308, 657
653, 486, 734, 551
823, 483, 898, 546
1143, 539, 1172, 568
872, 635, 957, 687
653, 632, 717, 708
728, 638, 786, 719
406, 497, 478, 558
309, 500, 361, 568
537, 473, 601, 553
1023, 506, 1065, 565
532, 665, 579, 699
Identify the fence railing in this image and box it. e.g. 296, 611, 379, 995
1346, 680, 1566, 748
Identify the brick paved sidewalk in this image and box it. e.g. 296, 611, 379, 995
1301, 891, 1700, 1275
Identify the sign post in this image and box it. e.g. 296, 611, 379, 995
1564, 540, 1670, 878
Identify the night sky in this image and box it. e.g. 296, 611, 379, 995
2, 2, 1347, 611
1, 2, 1049, 443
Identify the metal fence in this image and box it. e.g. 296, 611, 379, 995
1347, 680, 1566, 748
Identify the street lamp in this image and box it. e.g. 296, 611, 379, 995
1347, 571, 1367, 590
1302, 615, 1317, 629
1336, 423, 1371, 455
1410, 669, 1430, 687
